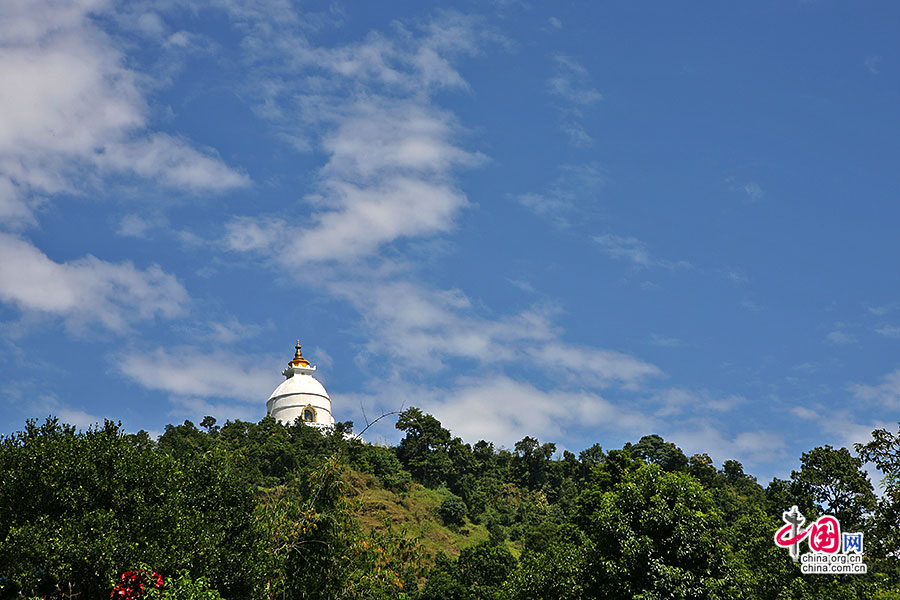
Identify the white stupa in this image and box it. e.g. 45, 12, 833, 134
266, 340, 335, 428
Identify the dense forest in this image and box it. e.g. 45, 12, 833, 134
1, 409, 899, 599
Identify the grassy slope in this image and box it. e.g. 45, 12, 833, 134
345, 470, 520, 562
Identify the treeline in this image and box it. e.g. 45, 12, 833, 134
1, 409, 899, 599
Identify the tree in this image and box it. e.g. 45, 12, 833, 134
395, 407, 454, 487
457, 542, 517, 599
791, 445, 876, 531
688, 453, 717, 487
0, 418, 266, 599
501, 527, 588, 600
573, 462, 735, 599
857, 423, 900, 560
439, 492, 469, 527
625, 434, 688, 472
512, 436, 556, 490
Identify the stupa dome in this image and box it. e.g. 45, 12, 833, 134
266, 340, 335, 428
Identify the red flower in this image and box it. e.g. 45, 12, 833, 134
110, 569, 165, 599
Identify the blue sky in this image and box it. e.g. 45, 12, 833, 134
2, 0, 899, 483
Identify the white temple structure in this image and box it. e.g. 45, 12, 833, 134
266, 340, 335, 428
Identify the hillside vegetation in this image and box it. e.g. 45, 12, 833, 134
1, 408, 900, 599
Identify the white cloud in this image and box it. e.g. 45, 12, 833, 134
852, 367, 900, 408
328, 278, 556, 370
666, 421, 788, 469
28, 393, 104, 429
0, 0, 247, 226
225, 17, 489, 264
875, 325, 900, 338
168, 396, 261, 423
791, 402, 888, 460
650, 388, 744, 417
0, 176, 36, 227
826, 330, 857, 345
743, 182, 764, 201
546, 55, 602, 146
548, 55, 603, 106
650, 334, 682, 347
0, 233, 188, 332
594, 234, 652, 266
97, 134, 249, 191
865, 55, 881, 75
867, 303, 898, 316
116, 213, 163, 238
219, 9, 661, 429
117, 347, 275, 401
723, 268, 749, 284
593, 233, 691, 269
538, 342, 661, 389
435, 377, 649, 448
354, 375, 650, 448
517, 163, 604, 222
199, 317, 266, 344
317, 276, 663, 402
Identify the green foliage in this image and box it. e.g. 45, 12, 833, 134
791, 445, 876, 531
857, 422, 900, 575
256, 457, 423, 599
625, 434, 689, 472
457, 542, 517, 598
0, 418, 265, 600
4, 407, 900, 600
574, 463, 735, 599
348, 442, 411, 491
709, 459, 767, 521
439, 492, 469, 527
522, 520, 559, 553
512, 436, 556, 490
419, 543, 516, 600
396, 408, 455, 488
160, 570, 225, 600
110, 566, 224, 600
501, 531, 588, 600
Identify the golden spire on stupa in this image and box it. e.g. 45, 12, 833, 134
290, 340, 310, 367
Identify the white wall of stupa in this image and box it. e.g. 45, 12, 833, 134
266, 341, 336, 428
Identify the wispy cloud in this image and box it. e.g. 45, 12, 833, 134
224, 14, 491, 264
548, 55, 603, 106
875, 325, 900, 338
546, 55, 602, 147
826, 330, 857, 345
649, 388, 744, 417
650, 334, 683, 347
0, 232, 188, 332
214, 9, 663, 445
852, 367, 900, 408
666, 422, 788, 469
116, 213, 166, 238
344, 374, 650, 448
867, 303, 898, 316
324, 277, 660, 388
791, 403, 888, 462
0, 0, 248, 228
26, 393, 104, 429
743, 182, 764, 201
864, 55, 881, 75
117, 347, 275, 402
593, 233, 691, 269
516, 163, 604, 224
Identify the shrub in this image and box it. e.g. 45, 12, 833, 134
438, 493, 468, 527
